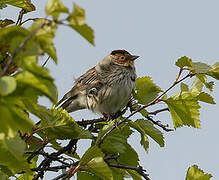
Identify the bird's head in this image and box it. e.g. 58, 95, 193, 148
110, 49, 139, 67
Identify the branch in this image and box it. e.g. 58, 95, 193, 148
108, 163, 150, 180
33, 139, 77, 180
76, 117, 106, 127
16, 9, 25, 25
31, 164, 71, 172
148, 108, 169, 115
0, 21, 49, 77
146, 116, 173, 132
42, 56, 51, 67
98, 73, 193, 146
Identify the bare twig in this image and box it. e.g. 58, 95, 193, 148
33, 139, 78, 180
148, 108, 169, 115
146, 116, 173, 132
76, 117, 106, 126
108, 164, 150, 180
52, 163, 79, 180
16, 9, 25, 25
20, 18, 40, 25
31, 164, 71, 172
42, 56, 51, 67
27, 141, 48, 163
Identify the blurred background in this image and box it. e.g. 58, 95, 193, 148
1, 0, 219, 179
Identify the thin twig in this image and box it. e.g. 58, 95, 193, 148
108, 164, 150, 180
42, 56, 51, 67
31, 164, 71, 172
148, 108, 169, 115
98, 73, 193, 146
16, 9, 25, 25
76, 117, 106, 126
33, 139, 77, 180
146, 116, 173, 132
27, 142, 48, 163
20, 18, 40, 25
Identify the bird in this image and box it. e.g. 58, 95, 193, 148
56, 49, 139, 119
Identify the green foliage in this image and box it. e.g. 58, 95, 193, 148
0, 1, 218, 179
67, 4, 95, 45
186, 165, 212, 180
133, 77, 162, 105
46, 0, 69, 19
0, 76, 16, 96
175, 56, 193, 68
1, 0, 35, 12
0, 134, 31, 174
29, 19, 58, 63
98, 123, 139, 167
207, 62, 219, 80
129, 119, 164, 153
165, 92, 201, 128
0, 19, 14, 28
79, 145, 113, 180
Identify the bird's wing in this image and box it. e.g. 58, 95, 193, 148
56, 67, 99, 107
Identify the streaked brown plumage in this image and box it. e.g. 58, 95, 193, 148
56, 50, 139, 116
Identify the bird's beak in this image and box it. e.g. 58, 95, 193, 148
129, 55, 140, 61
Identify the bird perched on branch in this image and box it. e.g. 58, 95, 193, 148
56, 50, 139, 118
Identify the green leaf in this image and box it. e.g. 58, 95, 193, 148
0, 165, 13, 177
180, 82, 189, 92
127, 169, 142, 180
0, 26, 40, 59
135, 119, 164, 147
175, 56, 192, 68
165, 92, 200, 128
0, 98, 34, 134
111, 168, 127, 180
190, 77, 203, 94
16, 173, 35, 180
186, 165, 212, 180
196, 74, 214, 92
69, 24, 95, 45
0, 134, 30, 174
0, 19, 14, 28
21, 56, 53, 81
128, 121, 149, 153
80, 146, 113, 180
86, 157, 113, 180
80, 145, 103, 164
25, 103, 93, 140
15, 70, 57, 103
99, 124, 139, 166
29, 19, 58, 63
0, 171, 9, 180
192, 62, 212, 74
133, 77, 162, 105
1, 0, 35, 12
45, 0, 68, 19
207, 62, 219, 80
67, 3, 85, 26
197, 92, 216, 104
77, 172, 102, 180
0, 76, 16, 96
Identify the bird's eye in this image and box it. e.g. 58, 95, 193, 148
120, 56, 125, 60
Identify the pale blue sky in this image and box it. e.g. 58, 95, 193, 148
1, 0, 219, 179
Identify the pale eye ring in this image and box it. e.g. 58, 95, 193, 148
120, 56, 125, 60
